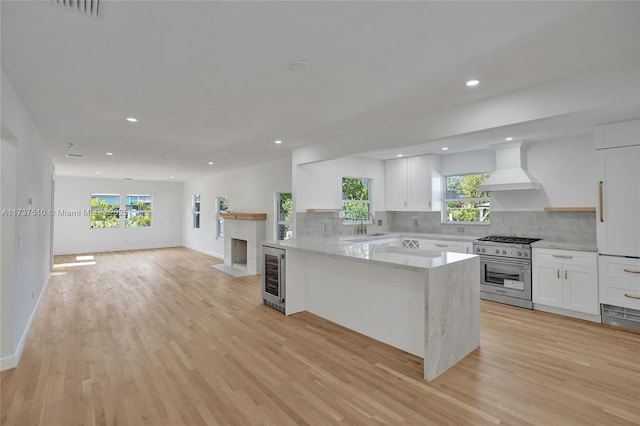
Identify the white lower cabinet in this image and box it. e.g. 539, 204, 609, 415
599, 256, 640, 310
532, 248, 599, 318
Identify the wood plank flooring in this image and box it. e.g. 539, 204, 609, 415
1, 247, 639, 425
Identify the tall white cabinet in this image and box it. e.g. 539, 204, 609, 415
594, 119, 640, 331
384, 154, 441, 211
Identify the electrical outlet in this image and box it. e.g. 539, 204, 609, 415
377, 219, 382, 226
324, 223, 328, 232
457, 227, 465, 233
413, 219, 419, 226
31, 290, 35, 300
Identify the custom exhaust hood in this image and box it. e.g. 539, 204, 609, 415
478, 141, 541, 192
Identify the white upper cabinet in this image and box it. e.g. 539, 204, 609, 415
384, 155, 441, 211
594, 119, 640, 150
595, 120, 640, 257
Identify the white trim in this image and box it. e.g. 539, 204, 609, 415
183, 244, 224, 260
533, 303, 602, 323
53, 243, 182, 256
1, 274, 51, 371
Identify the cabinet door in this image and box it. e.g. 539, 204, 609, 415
385, 158, 408, 211
597, 146, 640, 257
563, 265, 599, 315
533, 261, 563, 308
407, 155, 432, 211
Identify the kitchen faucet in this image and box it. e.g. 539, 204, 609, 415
355, 213, 374, 235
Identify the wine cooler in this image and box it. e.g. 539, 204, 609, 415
262, 245, 286, 313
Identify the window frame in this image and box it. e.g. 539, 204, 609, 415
442, 172, 491, 225
274, 192, 292, 240
341, 177, 372, 225
125, 193, 152, 228
90, 193, 121, 229
216, 196, 228, 239
193, 194, 201, 229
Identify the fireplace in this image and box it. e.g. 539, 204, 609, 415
222, 213, 267, 275
231, 238, 248, 268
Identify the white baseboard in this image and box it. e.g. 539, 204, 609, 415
0, 273, 51, 371
53, 243, 182, 256
183, 244, 224, 260
533, 303, 602, 323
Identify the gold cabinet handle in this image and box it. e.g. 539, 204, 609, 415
624, 269, 640, 274
553, 255, 573, 259
565, 270, 568, 280
624, 294, 640, 300
557, 269, 560, 279
599, 181, 604, 223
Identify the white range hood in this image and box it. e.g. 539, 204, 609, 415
478, 141, 541, 192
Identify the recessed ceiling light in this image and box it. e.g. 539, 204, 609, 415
288, 61, 309, 72
96, 171, 101, 174
442, 147, 449, 151
465, 79, 480, 87
208, 161, 214, 165
397, 154, 403, 157
106, 152, 113, 156
274, 140, 282, 144
161, 157, 168, 161
126, 117, 138, 122
505, 137, 514, 141
169, 176, 174, 179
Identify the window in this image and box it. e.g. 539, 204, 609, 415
125, 194, 152, 227
342, 177, 371, 224
216, 196, 228, 238
275, 192, 292, 240
90, 193, 120, 228
193, 194, 201, 229
443, 173, 490, 223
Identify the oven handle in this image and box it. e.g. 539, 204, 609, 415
479, 256, 531, 266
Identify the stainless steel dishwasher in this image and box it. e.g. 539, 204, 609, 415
262, 245, 285, 313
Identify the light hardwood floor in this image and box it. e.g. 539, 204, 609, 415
1, 247, 639, 425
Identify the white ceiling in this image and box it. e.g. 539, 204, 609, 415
2, 1, 639, 181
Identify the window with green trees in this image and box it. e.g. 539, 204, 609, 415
342, 177, 371, 224
125, 194, 152, 227
444, 173, 490, 223
90, 193, 120, 228
276, 192, 292, 240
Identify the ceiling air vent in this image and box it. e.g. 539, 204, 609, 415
49, 0, 100, 17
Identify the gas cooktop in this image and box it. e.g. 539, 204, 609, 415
476, 236, 541, 245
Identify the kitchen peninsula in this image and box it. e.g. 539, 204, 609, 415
262, 236, 480, 381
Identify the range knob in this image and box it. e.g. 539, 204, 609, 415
481, 248, 486, 253
476, 248, 480, 253
523, 252, 528, 257
517, 251, 522, 257
495, 249, 500, 254
502, 250, 507, 255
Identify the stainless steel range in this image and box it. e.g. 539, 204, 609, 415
473, 236, 541, 309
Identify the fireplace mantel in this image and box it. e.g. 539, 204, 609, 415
220, 212, 267, 221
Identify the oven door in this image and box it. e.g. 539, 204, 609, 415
480, 256, 531, 301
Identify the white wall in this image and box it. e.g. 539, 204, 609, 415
491, 135, 597, 211
183, 156, 291, 258
1, 70, 54, 370
295, 156, 385, 212
440, 149, 495, 176
53, 177, 183, 255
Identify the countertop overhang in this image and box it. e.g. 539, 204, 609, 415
263, 236, 477, 271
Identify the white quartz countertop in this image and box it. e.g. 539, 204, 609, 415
263, 236, 477, 271
531, 240, 597, 252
